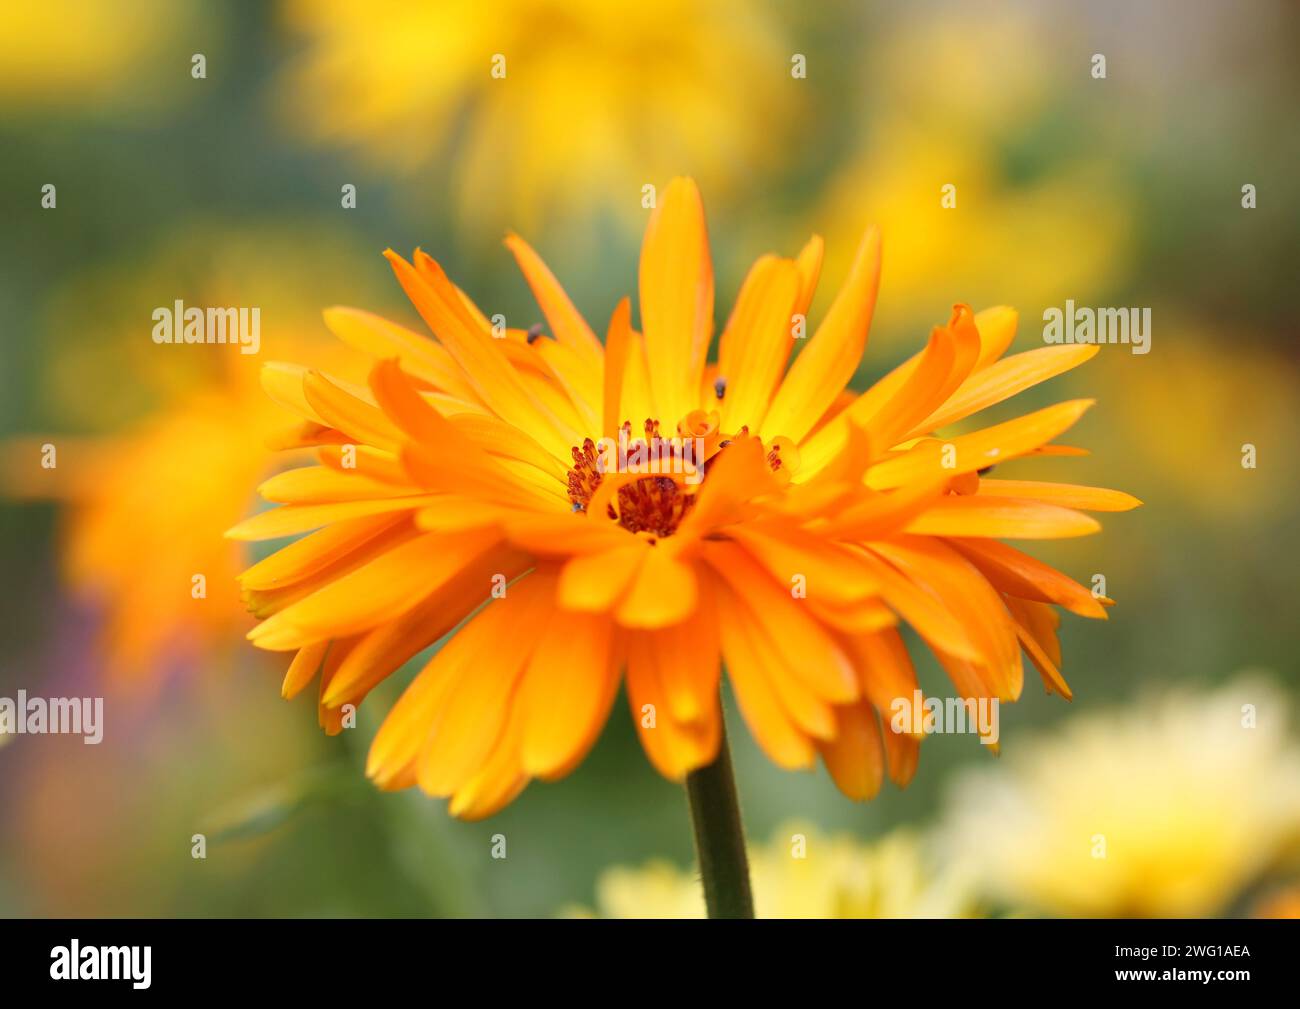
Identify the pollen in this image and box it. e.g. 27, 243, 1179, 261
612, 476, 695, 538
566, 419, 704, 536
567, 437, 602, 510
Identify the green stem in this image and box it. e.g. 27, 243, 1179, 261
684, 715, 755, 919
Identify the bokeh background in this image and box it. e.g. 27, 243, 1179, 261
1, 0, 1298, 918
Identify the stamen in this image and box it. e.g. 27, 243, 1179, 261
714, 376, 727, 399
566, 419, 703, 536
567, 437, 602, 510
565, 418, 772, 537
526, 323, 544, 344
614, 476, 694, 538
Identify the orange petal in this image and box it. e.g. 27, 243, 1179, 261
870, 537, 1021, 701
602, 298, 633, 438
862, 304, 981, 450
322, 305, 482, 405
504, 232, 604, 361
446, 698, 531, 820
851, 547, 982, 663
416, 580, 554, 796
322, 545, 528, 706
626, 640, 721, 780
303, 369, 404, 452
504, 512, 632, 556
369, 358, 565, 510
557, 542, 648, 612
281, 640, 330, 700
1005, 596, 1072, 699
976, 478, 1141, 512
882, 722, 921, 787
724, 600, 837, 740
317, 444, 414, 485
614, 544, 698, 629
448, 413, 569, 482
257, 465, 422, 505
261, 362, 326, 424
239, 513, 404, 591
384, 249, 577, 455
821, 444, 952, 540
412, 498, 515, 534
366, 579, 531, 791
915, 344, 1099, 436
972, 305, 1019, 370
248, 528, 502, 650
866, 399, 1094, 488
626, 604, 721, 726
723, 520, 880, 607
761, 225, 880, 444
716, 255, 801, 432
638, 177, 713, 425
705, 540, 858, 704
676, 436, 780, 537
715, 582, 816, 770
792, 234, 825, 318
904, 495, 1101, 539
844, 627, 922, 735
816, 702, 885, 801
517, 609, 618, 778
226, 495, 444, 541
947, 536, 1106, 618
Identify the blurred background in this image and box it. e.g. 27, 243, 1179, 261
1, 0, 1298, 918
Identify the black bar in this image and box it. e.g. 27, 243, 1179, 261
0, 918, 1292, 995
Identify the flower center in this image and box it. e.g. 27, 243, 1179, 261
566, 416, 785, 539
567, 419, 703, 538
614, 476, 695, 537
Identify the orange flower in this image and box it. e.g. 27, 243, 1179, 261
3, 343, 357, 693
231, 178, 1137, 819
3, 366, 281, 690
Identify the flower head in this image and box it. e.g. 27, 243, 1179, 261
232, 177, 1136, 819
3, 365, 320, 690
940, 676, 1300, 917
280, 0, 794, 234
2, 227, 368, 691
0, 0, 204, 114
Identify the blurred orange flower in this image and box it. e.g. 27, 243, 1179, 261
2, 228, 371, 691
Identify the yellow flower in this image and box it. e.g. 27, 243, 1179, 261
809, 10, 1131, 342
941, 676, 1300, 917
0, 0, 208, 114
279, 0, 794, 234
233, 177, 1135, 819
571, 821, 977, 918
1090, 338, 1298, 521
